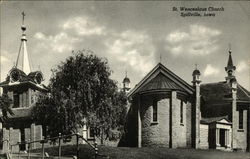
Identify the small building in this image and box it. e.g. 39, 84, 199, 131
124, 50, 250, 151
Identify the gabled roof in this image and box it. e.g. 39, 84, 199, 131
201, 81, 250, 102
128, 63, 194, 97
201, 116, 231, 124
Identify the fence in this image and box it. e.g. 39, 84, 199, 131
2, 133, 99, 159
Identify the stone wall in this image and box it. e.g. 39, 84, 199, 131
200, 124, 209, 149
139, 92, 192, 148
172, 95, 187, 148
186, 101, 192, 148
141, 94, 170, 147
9, 128, 20, 152
35, 125, 43, 148
233, 109, 248, 151
1, 123, 43, 153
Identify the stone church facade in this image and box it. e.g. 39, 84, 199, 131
124, 50, 250, 152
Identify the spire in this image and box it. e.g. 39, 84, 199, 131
226, 50, 234, 69
225, 46, 236, 72
225, 45, 236, 82
15, 11, 31, 75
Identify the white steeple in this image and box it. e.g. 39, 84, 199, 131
15, 11, 31, 74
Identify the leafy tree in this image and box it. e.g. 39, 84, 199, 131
0, 93, 14, 122
32, 50, 128, 143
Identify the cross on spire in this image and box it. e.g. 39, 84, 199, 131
22, 11, 25, 25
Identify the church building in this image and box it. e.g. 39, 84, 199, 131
124, 50, 250, 152
0, 12, 47, 153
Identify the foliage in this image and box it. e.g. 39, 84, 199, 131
0, 93, 14, 122
32, 50, 128, 141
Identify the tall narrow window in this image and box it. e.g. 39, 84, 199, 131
180, 101, 183, 124
239, 109, 243, 129
13, 92, 20, 108
152, 99, 158, 122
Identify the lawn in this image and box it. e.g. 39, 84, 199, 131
32, 145, 250, 159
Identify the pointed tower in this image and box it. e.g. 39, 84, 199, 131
16, 11, 31, 75
192, 64, 201, 149
225, 49, 236, 83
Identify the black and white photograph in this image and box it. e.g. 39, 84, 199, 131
0, 1, 250, 159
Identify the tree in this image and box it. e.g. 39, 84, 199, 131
0, 93, 14, 122
32, 50, 128, 142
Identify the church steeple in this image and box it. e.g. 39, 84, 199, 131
15, 11, 31, 75
225, 47, 236, 82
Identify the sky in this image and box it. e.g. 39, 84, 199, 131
1, 1, 250, 90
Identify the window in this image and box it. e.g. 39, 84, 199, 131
13, 93, 20, 108
88, 127, 95, 139
180, 101, 183, 124
152, 99, 158, 122
239, 110, 243, 129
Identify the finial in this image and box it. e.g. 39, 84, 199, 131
125, 70, 127, 77
22, 11, 25, 25
21, 11, 26, 32
228, 43, 232, 54
195, 63, 198, 70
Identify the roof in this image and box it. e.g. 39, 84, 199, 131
201, 81, 250, 102
10, 107, 33, 119
0, 68, 47, 91
140, 73, 183, 92
192, 69, 201, 76
0, 107, 33, 120
128, 63, 194, 97
200, 81, 250, 119
201, 116, 231, 124
123, 77, 130, 83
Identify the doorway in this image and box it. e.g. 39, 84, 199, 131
20, 128, 26, 151
219, 129, 226, 147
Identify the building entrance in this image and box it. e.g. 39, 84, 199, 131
219, 129, 226, 147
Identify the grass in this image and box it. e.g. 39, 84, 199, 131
31, 145, 250, 159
